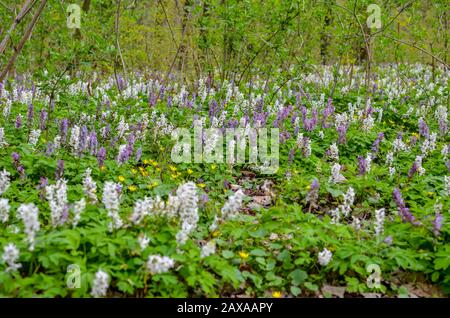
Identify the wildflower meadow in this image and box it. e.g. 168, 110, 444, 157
0, 0, 448, 300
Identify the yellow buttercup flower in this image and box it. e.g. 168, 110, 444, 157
131, 168, 137, 174
239, 251, 249, 260
272, 291, 282, 298
128, 185, 137, 192
197, 183, 206, 188
187, 169, 193, 175
169, 165, 177, 172
211, 164, 217, 170
143, 159, 150, 165
212, 231, 220, 238
118, 176, 125, 183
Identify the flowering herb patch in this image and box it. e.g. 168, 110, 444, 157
0, 65, 448, 298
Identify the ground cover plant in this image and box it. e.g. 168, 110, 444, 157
0, 0, 448, 298
0, 64, 448, 297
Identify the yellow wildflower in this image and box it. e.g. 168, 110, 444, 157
272, 291, 282, 298
118, 176, 125, 183
239, 251, 249, 260
128, 185, 137, 192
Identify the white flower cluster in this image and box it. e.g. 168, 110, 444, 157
146, 255, 175, 274
200, 240, 216, 259
328, 143, 339, 161
435, 105, 448, 135
72, 198, 86, 227
46, 179, 68, 227
0, 169, 10, 195
331, 187, 355, 223
175, 182, 199, 245
102, 182, 123, 231
0, 198, 10, 223
69, 125, 80, 154
2, 243, 22, 272
220, 189, 246, 220
130, 197, 154, 224
82, 168, 98, 204
318, 248, 332, 266
138, 234, 150, 250
329, 163, 346, 184
445, 176, 450, 196
17, 203, 40, 251
91, 270, 109, 297
0, 127, 7, 147
28, 129, 41, 146
374, 208, 385, 237
421, 132, 437, 156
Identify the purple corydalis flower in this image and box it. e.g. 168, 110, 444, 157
17, 165, 25, 178
288, 148, 296, 164
135, 147, 142, 162
55, 160, 64, 179
337, 124, 348, 144
60, 119, 69, 143
46, 142, 55, 156
358, 155, 368, 175
408, 160, 419, 178
384, 236, 393, 245
37, 177, 48, 200
322, 98, 334, 128
371, 132, 384, 153
97, 147, 106, 167
12, 152, 20, 165
80, 125, 88, 152
15, 115, 22, 129
433, 213, 443, 237
88, 131, 98, 155
393, 188, 419, 225
27, 104, 34, 126
418, 118, 429, 138
39, 110, 47, 130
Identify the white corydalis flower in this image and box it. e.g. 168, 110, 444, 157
221, 189, 246, 220
72, 198, 86, 227
28, 129, 41, 146
91, 270, 109, 298
374, 208, 385, 237
329, 163, 346, 184
0, 127, 8, 147
130, 197, 153, 225
341, 187, 355, 217
0, 198, 10, 223
0, 169, 10, 195
46, 179, 69, 227
2, 243, 22, 272
102, 181, 123, 231
146, 255, 175, 274
69, 125, 80, 154
328, 143, 339, 161
200, 241, 216, 258
82, 168, 98, 204
16, 203, 40, 251
445, 176, 450, 196
138, 234, 150, 251
318, 248, 332, 266
175, 182, 199, 245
